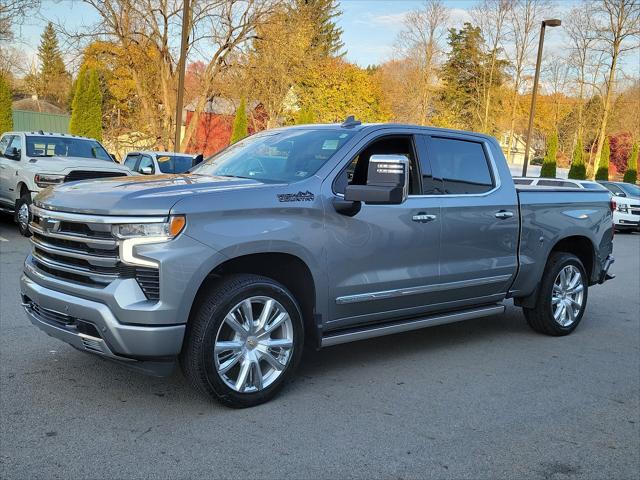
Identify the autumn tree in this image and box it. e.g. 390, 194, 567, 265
70, 67, 103, 141
624, 143, 638, 183
36, 22, 71, 106
0, 74, 12, 134
591, 0, 640, 179
72, 0, 273, 151
540, 131, 558, 178
296, 58, 390, 123
568, 138, 587, 179
595, 136, 611, 180
295, 106, 315, 124
230, 98, 248, 144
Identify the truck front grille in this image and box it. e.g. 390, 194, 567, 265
29, 206, 160, 300
64, 170, 126, 183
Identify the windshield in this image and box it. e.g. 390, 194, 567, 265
157, 155, 194, 174
26, 135, 112, 161
193, 129, 356, 183
619, 183, 640, 197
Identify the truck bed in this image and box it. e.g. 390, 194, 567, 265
510, 187, 614, 297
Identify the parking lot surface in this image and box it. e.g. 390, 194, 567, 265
1, 214, 638, 479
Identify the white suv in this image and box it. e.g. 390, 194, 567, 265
598, 181, 640, 232
0, 131, 131, 235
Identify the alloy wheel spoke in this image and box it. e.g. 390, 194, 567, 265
568, 284, 584, 295
225, 312, 248, 336
262, 312, 289, 336
240, 300, 254, 332
251, 355, 264, 390
565, 301, 575, 323
261, 338, 293, 349
218, 351, 243, 375
256, 299, 275, 333
214, 340, 243, 353
235, 359, 251, 392
552, 296, 562, 305
257, 348, 285, 371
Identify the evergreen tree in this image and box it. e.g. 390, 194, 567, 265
540, 132, 558, 178
37, 22, 70, 105
294, 0, 344, 57
568, 137, 586, 180
230, 98, 248, 144
69, 67, 103, 140
623, 143, 638, 184
439, 23, 507, 131
0, 74, 12, 134
595, 137, 610, 181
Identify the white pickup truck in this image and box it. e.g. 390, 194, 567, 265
0, 131, 131, 235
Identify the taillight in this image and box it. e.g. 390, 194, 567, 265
610, 198, 616, 212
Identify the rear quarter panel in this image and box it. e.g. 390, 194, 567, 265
511, 188, 614, 297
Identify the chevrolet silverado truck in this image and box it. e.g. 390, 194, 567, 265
0, 131, 131, 236
20, 120, 615, 408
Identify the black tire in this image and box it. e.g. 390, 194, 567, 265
15, 192, 32, 237
180, 274, 304, 408
523, 252, 589, 336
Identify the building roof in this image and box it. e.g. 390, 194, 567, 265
12, 97, 66, 114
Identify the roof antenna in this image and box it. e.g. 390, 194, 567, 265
341, 115, 361, 128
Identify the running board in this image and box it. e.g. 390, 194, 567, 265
321, 304, 506, 347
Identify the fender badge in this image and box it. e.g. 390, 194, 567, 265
277, 191, 314, 203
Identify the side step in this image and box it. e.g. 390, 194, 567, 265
321, 304, 506, 347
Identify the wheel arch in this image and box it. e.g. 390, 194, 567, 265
189, 252, 320, 347
515, 234, 597, 309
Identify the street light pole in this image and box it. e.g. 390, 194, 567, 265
174, 0, 190, 153
521, 18, 561, 177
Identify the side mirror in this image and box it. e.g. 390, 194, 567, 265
615, 192, 625, 197
5, 147, 20, 160
344, 154, 409, 205
140, 166, 153, 175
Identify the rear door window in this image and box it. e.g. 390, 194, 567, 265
537, 180, 579, 188
427, 137, 494, 194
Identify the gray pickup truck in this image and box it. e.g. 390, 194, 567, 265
21, 120, 615, 407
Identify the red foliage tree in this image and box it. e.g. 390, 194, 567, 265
609, 131, 633, 176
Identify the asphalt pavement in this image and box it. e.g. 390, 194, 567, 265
1, 214, 638, 480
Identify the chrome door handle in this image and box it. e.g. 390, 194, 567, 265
495, 210, 514, 219
412, 213, 437, 223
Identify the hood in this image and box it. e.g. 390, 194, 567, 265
34, 173, 279, 215
28, 156, 131, 174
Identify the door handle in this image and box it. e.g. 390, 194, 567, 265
412, 213, 437, 223
495, 210, 514, 219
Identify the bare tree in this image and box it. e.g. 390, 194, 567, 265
565, 6, 600, 147
395, 0, 449, 125
473, 0, 512, 133
0, 0, 39, 42
591, 0, 640, 177
67, 0, 273, 150
503, 0, 546, 162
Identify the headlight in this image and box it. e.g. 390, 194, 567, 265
617, 204, 628, 213
115, 215, 186, 268
112, 215, 186, 239
35, 174, 65, 188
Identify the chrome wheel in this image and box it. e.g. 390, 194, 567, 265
214, 296, 294, 393
18, 203, 29, 230
551, 265, 584, 327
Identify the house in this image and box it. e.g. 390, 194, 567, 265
499, 131, 536, 165
184, 98, 266, 156
11, 95, 70, 133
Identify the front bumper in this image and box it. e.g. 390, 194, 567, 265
21, 275, 185, 376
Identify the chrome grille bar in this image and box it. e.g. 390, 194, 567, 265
31, 236, 119, 267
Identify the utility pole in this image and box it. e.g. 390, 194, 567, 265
522, 19, 561, 177
174, 0, 190, 152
